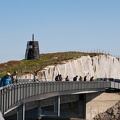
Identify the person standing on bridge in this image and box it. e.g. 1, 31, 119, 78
59, 74, 63, 81
79, 76, 82, 81
73, 75, 78, 81
55, 74, 60, 81
65, 76, 69, 81
84, 76, 87, 81
90, 76, 94, 81
11, 71, 18, 84
0, 72, 12, 87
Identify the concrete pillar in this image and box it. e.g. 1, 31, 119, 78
78, 94, 86, 119
54, 96, 60, 116
36, 107, 42, 119
17, 104, 25, 120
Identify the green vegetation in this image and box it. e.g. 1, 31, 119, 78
0, 51, 104, 78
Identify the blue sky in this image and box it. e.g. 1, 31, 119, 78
0, 0, 120, 63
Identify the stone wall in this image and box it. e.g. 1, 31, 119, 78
25, 41, 40, 60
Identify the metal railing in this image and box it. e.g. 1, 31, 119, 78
0, 81, 119, 115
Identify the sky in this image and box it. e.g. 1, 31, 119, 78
0, 0, 120, 63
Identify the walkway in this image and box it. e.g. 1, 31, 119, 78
0, 81, 119, 120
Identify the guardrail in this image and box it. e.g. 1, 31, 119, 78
111, 81, 120, 89
0, 81, 119, 115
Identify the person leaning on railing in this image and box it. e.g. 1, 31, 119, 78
0, 72, 12, 87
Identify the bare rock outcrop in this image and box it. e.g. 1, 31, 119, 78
93, 101, 120, 120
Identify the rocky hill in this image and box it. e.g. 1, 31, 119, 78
21, 54, 120, 81
93, 100, 120, 120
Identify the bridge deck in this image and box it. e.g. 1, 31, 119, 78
0, 81, 119, 115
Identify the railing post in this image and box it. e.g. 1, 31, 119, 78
17, 103, 25, 120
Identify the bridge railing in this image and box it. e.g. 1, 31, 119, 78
111, 81, 120, 89
0, 81, 118, 115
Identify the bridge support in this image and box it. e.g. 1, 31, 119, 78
0, 111, 4, 120
54, 96, 60, 116
78, 94, 86, 118
17, 104, 25, 120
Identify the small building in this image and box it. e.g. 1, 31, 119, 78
25, 34, 40, 60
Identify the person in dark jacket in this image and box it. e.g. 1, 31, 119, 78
59, 74, 62, 81
55, 74, 60, 81
73, 75, 78, 81
65, 76, 69, 81
84, 76, 87, 81
90, 76, 94, 81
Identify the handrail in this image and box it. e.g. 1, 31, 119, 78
0, 81, 119, 115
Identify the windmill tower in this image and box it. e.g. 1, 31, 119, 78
25, 34, 40, 60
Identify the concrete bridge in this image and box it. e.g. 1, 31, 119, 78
0, 81, 120, 120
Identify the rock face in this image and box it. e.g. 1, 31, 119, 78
21, 55, 120, 81
93, 100, 120, 120
86, 92, 120, 120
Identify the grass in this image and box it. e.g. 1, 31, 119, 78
0, 51, 104, 78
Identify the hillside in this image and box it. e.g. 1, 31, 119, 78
19, 53, 120, 81
0, 52, 104, 78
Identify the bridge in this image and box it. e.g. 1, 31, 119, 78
0, 81, 120, 120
